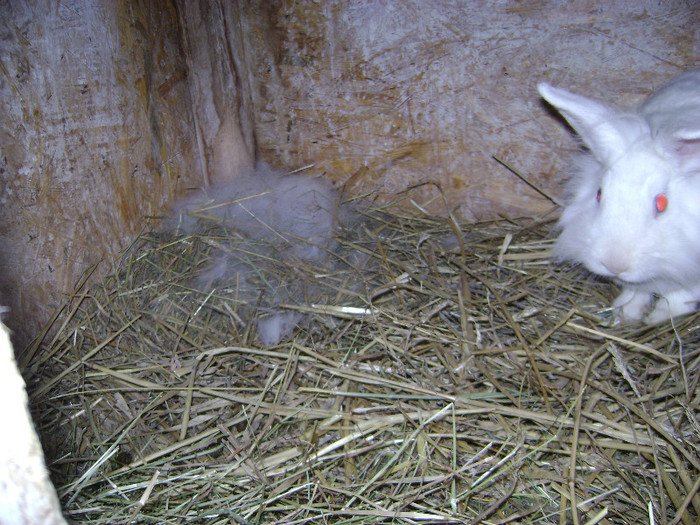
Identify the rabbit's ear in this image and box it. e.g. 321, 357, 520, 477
538, 83, 645, 163
675, 137, 700, 170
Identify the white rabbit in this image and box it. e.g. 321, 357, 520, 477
538, 70, 700, 324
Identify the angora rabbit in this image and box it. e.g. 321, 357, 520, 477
538, 70, 700, 324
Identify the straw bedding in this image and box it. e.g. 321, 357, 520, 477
24, 202, 700, 524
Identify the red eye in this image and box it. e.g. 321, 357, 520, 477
655, 193, 668, 214
596, 188, 602, 203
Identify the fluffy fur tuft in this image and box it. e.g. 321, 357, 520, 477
539, 69, 700, 323
168, 163, 358, 345
171, 163, 347, 262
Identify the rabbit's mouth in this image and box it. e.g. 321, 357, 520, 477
590, 252, 666, 286
612, 273, 690, 298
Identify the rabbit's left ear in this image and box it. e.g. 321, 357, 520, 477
675, 137, 700, 169
538, 83, 645, 164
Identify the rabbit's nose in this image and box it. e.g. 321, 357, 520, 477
602, 256, 630, 276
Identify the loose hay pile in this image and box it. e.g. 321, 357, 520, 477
24, 205, 700, 524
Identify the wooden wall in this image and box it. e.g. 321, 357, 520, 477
0, 1, 200, 347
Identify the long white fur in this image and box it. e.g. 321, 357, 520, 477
539, 70, 700, 323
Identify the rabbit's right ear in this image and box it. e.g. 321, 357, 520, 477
538, 83, 643, 163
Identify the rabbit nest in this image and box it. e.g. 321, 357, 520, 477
24, 203, 700, 525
